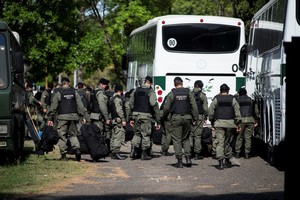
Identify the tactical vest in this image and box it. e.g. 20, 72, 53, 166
133, 87, 152, 113
236, 95, 253, 117
214, 95, 234, 119
193, 91, 204, 114
77, 89, 88, 108
170, 88, 190, 114
57, 88, 77, 114
44, 89, 52, 106
90, 89, 101, 113
110, 95, 125, 120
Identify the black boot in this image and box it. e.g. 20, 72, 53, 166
194, 153, 204, 160
111, 153, 126, 160
161, 150, 173, 156
130, 146, 137, 159
224, 158, 232, 168
59, 153, 68, 161
175, 158, 183, 168
75, 149, 81, 161
186, 155, 192, 167
141, 150, 152, 160
216, 159, 224, 170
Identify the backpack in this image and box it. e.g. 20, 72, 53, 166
202, 127, 212, 145
37, 125, 59, 155
80, 124, 109, 161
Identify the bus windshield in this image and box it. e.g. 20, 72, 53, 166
0, 34, 8, 89
162, 24, 240, 53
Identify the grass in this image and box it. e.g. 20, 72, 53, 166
0, 140, 94, 199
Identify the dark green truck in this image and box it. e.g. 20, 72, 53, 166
0, 21, 26, 161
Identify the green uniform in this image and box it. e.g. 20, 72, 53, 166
208, 94, 241, 161
190, 88, 208, 158
90, 87, 110, 136
129, 84, 161, 152
162, 88, 199, 160
110, 93, 126, 153
47, 85, 90, 155
235, 94, 259, 157
160, 99, 172, 154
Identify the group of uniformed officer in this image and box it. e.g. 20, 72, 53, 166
27, 75, 258, 170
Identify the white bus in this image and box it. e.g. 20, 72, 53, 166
239, 0, 298, 167
124, 15, 246, 109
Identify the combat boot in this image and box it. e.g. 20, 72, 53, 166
75, 149, 81, 162
161, 150, 173, 156
186, 155, 192, 167
141, 150, 152, 160
175, 158, 183, 168
216, 159, 224, 170
59, 154, 68, 161
194, 153, 204, 160
130, 146, 137, 159
224, 158, 232, 168
111, 153, 126, 160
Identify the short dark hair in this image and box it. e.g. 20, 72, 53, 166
77, 82, 84, 89
61, 77, 70, 83
194, 80, 203, 88
220, 83, 230, 92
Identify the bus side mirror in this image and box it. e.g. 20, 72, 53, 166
15, 51, 24, 74
238, 44, 247, 71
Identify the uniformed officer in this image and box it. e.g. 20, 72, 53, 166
234, 87, 259, 159
76, 82, 90, 109
129, 76, 161, 160
89, 78, 111, 136
46, 77, 90, 161
40, 83, 53, 131
208, 83, 242, 170
110, 84, 127, 160
190, 80, 208, 160
159, 97, 173, 156
162, 77, 199, 168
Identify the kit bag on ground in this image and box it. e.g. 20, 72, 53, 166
125, 123, 134, 142
151, 126, 163, 145
80, 123, 109, 161
37, 125, 59, 155
67, 133, 89, 154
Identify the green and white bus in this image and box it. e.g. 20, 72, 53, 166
124, 15, 246, 109
239, 0, 296, 167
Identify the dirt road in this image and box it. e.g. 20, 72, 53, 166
19, 142, 284, 200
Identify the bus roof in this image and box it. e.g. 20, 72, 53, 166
130, 15, 244, 36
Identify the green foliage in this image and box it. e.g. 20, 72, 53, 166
0, 0, 268, 84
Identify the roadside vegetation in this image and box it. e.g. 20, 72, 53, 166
0, 141, 95, 199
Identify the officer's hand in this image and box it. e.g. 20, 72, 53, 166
130, 120, 134, 127
82, 118, 87, 124
106, 119, 111, 125
236, 126, 241, 132
155, 124, 161, 130
47, 121, 54, 126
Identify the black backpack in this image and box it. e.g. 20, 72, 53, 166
37, 125, 59, 155
80, 124, 109, 161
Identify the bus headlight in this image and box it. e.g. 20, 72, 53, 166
0, 124, 8, 135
